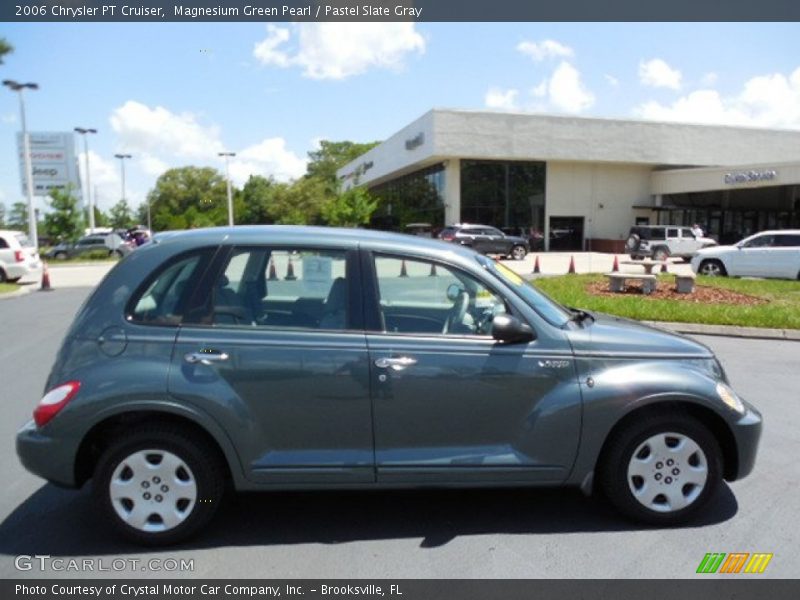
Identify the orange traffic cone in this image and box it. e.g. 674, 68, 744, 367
285, 257, 297, 281
611, 255, 619, 273
532, 255, 541, 274
399, 260, 408, 277
429, 263, 437, 277
568, 255, 576, 274
268, 258, 278, 281
40, 261, 53, 292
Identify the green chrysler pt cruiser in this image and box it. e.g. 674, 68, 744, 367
17, 226, 762, 545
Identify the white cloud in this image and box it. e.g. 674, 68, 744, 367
605, 74, 620, 87
700, 72, 718, 86
229, 138, 307, 186
253, 23, 425, 80
110, 100, 223, 159
639, 58, 682, 90
77, 150, 122, 211
635, 67, 800, 129
532, 80, 548, 97
516, 39, 574, 62
109, 100, 307, 186
485, 87, 520, 111
546, 61, 595, 113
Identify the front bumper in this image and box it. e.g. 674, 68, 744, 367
728, 403, 763, 481
16, 420, 79, 488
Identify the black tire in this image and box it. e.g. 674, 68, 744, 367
598, 412, 722, 526
625, 234, 641, 253
92, 425, 225, 546
698, 259, 727, 277
511, 245, 527, 261
652, 246, 670, 262
0, 268, 6, 283
8, 276, 21, 283
54, 251, 68, 260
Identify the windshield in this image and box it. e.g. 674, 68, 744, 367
480, 256, 572, 327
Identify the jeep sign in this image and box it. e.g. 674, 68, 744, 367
16, 131, 82, 196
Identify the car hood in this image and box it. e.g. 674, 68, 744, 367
695, 244, 733, 256
566, 312, 713, 359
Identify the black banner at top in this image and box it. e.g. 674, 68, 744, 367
3, 0, 800, 22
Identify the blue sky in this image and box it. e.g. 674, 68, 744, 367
0, 22, 798, 216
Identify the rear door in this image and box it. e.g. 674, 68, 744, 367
770, 234, 800, 279
169, 244, 374, 485
363, 252, 581, 484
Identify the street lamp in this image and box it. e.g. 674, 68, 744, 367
3, 79, 39, 249
113, 153, 137, 227
75, 127, 98, 232
218, 151, 236, 226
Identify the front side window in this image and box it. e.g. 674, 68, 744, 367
129, 252, 208, 325
742, 235, 774, 248
373, 255, 507, 336
210, 248, 349, 330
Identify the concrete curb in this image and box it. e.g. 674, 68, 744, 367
0, 285, 34, 301
644, 320, 800, 341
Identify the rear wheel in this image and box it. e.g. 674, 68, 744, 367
0, 268, 6, 283
511, 245, 527, 261
652, 247, 670, 262
54, 251, 68, 260
599, 413, 722, 525
698, 259, 727, 277
93, 426, 225, 545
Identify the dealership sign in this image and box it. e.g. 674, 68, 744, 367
16, 131, 82, 196
723, 169, 778, 185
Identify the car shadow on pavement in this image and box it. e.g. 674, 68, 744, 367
0, 482, 738, 556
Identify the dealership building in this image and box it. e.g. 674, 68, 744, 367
338, 110, 800, 251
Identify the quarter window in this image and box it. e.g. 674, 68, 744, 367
373, 255, 507, 336
210, 248, 349, 330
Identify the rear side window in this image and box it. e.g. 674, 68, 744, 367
128, 251, 211, 326
0, 237, 8, 249
774, 234, 800, 247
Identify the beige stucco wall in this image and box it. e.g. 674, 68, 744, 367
652, 161, 800, 195
546, 162, 653, 243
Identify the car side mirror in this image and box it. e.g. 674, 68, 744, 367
491, 314, 535, 344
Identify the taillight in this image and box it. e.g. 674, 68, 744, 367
14, 250, 24, 262
33, 381, 81, 427
441, 234, 454, 241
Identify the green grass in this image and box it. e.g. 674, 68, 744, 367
0, 282, 19, 295
532, 274, 800, 330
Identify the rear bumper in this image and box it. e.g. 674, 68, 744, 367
16, 420, 79, 488
728, 403, 763, 481
5, 260, 41, 279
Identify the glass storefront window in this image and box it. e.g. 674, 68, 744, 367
370, 164, 446, 231
460, 160, 546, 236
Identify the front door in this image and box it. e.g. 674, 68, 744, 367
169, 245, 374, 484
365, 253, 581, 484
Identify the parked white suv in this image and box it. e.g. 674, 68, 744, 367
0, 229, 42, 283
691, 230, 800, 279
625, 225, 717, 261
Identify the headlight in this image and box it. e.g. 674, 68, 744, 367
716, 382, 745, 414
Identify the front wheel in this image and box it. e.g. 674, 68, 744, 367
93, 426, 225, 545
511, 245, 527, 261
698, 259, 727, 277
598, 413, 722, 525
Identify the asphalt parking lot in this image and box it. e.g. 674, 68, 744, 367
0, 287, 797, 579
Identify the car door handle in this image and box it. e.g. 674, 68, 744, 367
375, 356, 417, 371
184, 351, 229, 365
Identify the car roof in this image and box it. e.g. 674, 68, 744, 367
148, 225, 478, 258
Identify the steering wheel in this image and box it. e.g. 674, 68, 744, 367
442, 290, 470, 334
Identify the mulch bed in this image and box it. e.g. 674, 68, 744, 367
587, 280, 767, 305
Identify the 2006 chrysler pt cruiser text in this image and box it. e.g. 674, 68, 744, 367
16, 226, 762, 545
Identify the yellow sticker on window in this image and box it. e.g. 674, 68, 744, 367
494, 262, 524, 286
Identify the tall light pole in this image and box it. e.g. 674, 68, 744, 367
114, 153, 135, 227
3, 79, 39, 249
75, 127, 98, 231
218, 151, 236, 226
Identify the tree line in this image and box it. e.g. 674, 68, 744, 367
0, 140, 380, 243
